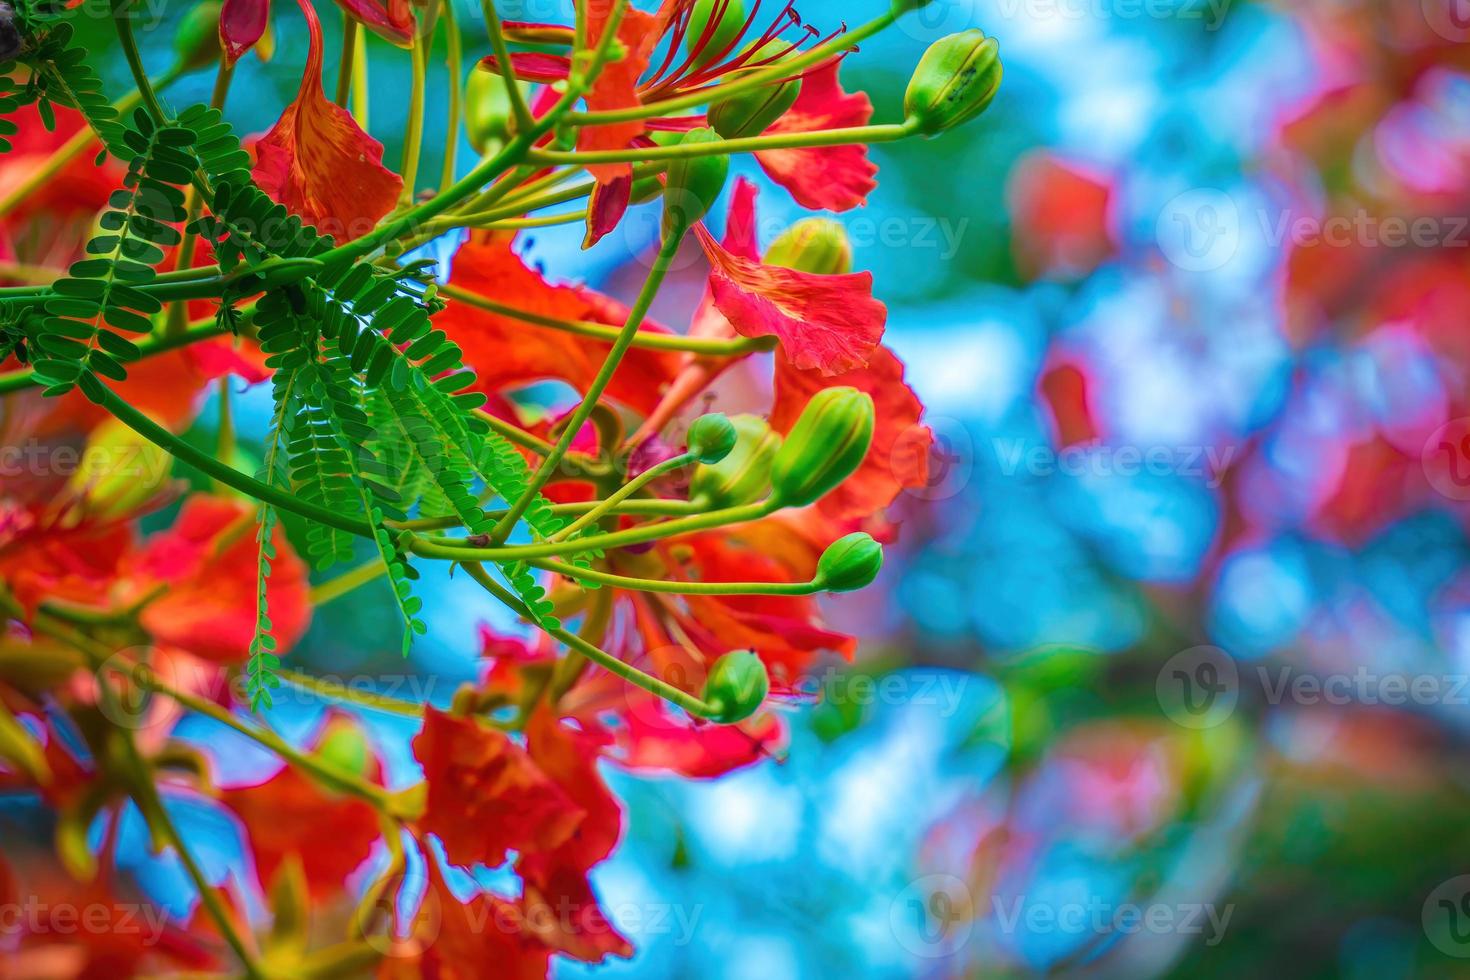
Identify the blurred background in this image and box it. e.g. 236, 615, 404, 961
28, 0, 1470, 976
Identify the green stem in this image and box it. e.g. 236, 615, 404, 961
401, 32, 429, 206
143, 673, 391, 806
112, 0, 167, 123
388, 497, 700, 532
416, 500, 775, 562
120, 735, 264, 978
336, 17, 358, 108
441, 284, 775, 355
309, 559, 387, 606
462, 563, 724, 719
531, 559, 819, 596
92, 384, 373, 537
490, 230, 685, 541
481, 0, 534, 133
530, 123, 913, 166
352, 26, 371, 128
277, 668, 425, 718
441, 0, 464, 191
551, 453, 695, 541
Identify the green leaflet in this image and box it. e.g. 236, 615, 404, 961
246, 365, 300, 711
1, 16, 129, 160
30, 110, 192, 396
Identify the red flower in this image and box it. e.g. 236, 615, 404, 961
124, 495, 311, 665
694, 214, 886, 376
252, 0, 403, 240
222, 725, 384, 896
755, 60, 879, 212
437, 236, 681, 415
770, 344, 931, 521
413, 707, 584, 870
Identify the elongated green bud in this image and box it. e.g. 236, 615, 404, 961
770, 387, 875, 508
173, 1, 223, 73
764, 219, 852, 275
702, 650, 769, 724
690, 414, 781, 508
709, 78, 800, 139
686, 0, 746, 70
662, 128, 730, 240
816, 532, 884, 592
904, 30, 1003, 136
687, 413, 738, 464
465, 69, 527, 153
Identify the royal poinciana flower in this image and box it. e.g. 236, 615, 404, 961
0, 1, 998, 975
480, 0, 879, 224
252, 0, 403, 239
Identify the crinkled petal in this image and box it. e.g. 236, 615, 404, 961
695, 220, 886, 376
756, 60, 878, 212
252, 0, 403, 240
413, 707, 585, 870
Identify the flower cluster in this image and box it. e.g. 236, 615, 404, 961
0, 0, 1000, 974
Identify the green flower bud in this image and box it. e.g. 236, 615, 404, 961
172, 0, 223, 73
816, 532, 884, 592
904, 30, 1003, 136
465, 69, 527, 154
316, 717, 373, 780
690, 414, 781, 508
66, 417, 171, 520
701, 650, 769, 724
770, 387, 875, 508
662, 128, 730, 240
687, 412, 738, 464
709, 77, 800, 139
764, 219, 852, 275
686, 0, 746, 70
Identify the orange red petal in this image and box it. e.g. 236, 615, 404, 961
252, 0, 403, 240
